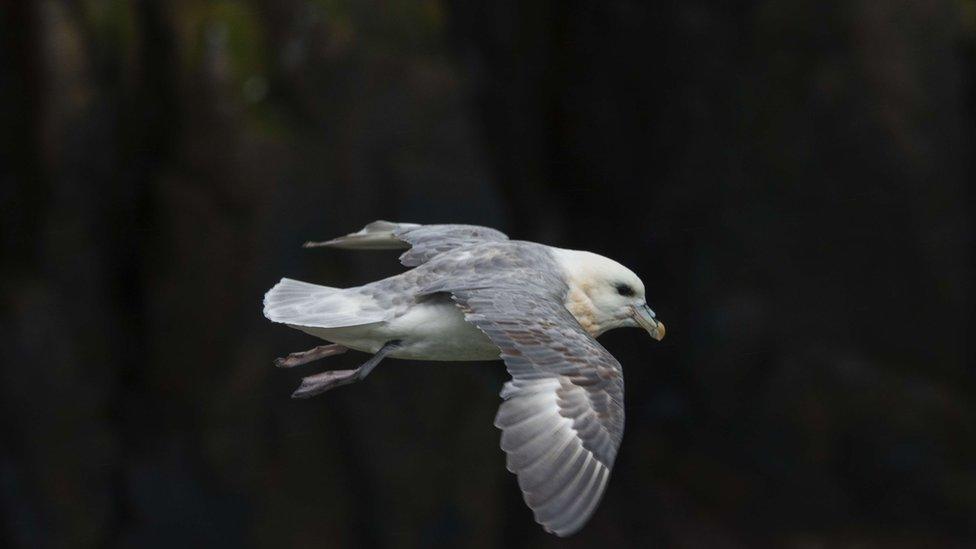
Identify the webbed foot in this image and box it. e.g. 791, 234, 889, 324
289, 340, 402, 399
275, 344, 347, 368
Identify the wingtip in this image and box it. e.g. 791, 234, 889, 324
551, 527, 578, 538
540, 522, 578, 537
303, 239, 339, 248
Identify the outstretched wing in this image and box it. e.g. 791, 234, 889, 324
304, 220, 509, 267
451, 286, 625, 537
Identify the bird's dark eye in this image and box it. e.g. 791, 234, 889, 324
615, 283, 634, 297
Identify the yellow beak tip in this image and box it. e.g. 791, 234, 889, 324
652, 321, 666, 341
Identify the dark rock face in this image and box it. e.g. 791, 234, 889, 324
1, 1, 973, 547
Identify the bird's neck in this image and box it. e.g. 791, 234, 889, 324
550, 248, 609, 336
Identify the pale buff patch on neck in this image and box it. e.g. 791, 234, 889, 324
564, 283, 601, 336
551, 248, 604, 336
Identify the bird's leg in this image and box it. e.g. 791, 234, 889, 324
275, 343, 347, 368
291, 340, 401, 399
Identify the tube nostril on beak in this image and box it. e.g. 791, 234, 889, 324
632, 305, 665, 341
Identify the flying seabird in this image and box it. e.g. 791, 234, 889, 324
263, 221, 666, 536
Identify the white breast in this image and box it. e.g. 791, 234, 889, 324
386, 299, 500, 360
303, 298, 501, 361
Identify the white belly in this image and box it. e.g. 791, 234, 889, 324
301, 300, 501, 361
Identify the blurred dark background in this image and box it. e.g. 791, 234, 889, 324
2, 1, 975, 547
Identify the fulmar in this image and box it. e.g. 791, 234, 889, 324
263, 221, 666, 536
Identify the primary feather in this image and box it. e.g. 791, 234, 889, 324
304, 220, 509, 266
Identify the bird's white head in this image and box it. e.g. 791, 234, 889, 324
552, 248, 666, 340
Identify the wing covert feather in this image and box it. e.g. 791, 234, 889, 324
448, 277, 625, 537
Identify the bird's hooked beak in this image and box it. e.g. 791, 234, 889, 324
632, 304, 666, 341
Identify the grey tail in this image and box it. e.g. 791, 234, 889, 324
263, 278, 388, 328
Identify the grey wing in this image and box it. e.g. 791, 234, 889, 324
304, 220, 509, 266
451, 287, 625, 537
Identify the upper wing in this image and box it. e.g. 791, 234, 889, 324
304, 220, 509, 267
451, 286, 625, 537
